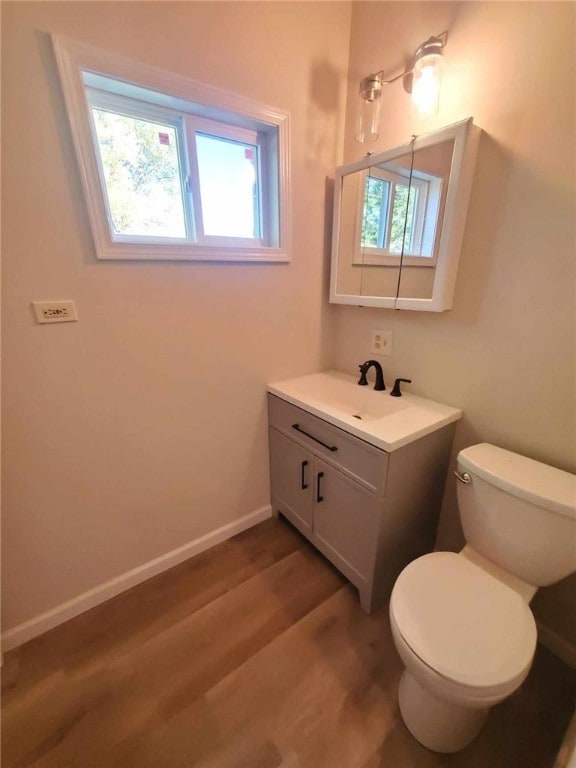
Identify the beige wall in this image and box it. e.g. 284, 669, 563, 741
1, 1, 351, 631
336, 2, 575, 646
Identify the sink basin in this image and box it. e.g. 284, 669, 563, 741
277, 371, 410, 421
267, 370, 462, 451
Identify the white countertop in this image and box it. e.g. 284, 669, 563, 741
268, 370, 462, 452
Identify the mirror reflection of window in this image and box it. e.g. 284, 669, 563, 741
360, 165, 439, 260
361, 177, 390, 249
390, 181, 412, 254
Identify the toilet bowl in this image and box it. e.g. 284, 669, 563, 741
390, 551, 536, 752
389, 443, 576, 754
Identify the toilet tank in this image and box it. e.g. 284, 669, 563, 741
456, 444, 576, 587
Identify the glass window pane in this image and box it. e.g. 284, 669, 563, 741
92, 109, 186, 238
196, 133, 260, 239
389, 183, 417, 253
404, 185, 418, 252
361, 177, 390, 249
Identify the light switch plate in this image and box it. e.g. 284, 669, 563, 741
32, 300, 78, 324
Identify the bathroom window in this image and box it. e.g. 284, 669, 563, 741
53, 36, 290, 261
88, 91, 268, 247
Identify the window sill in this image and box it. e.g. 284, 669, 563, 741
351, 254, 437, 268
94, 241, 290, 262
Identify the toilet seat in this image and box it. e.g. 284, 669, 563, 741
390, 552, 537, 691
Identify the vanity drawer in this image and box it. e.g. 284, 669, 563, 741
268, 394, 388, 496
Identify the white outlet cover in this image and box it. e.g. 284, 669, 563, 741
371, 329, 393, 356
32, 300, 78, 324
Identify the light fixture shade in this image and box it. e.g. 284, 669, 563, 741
356, 75, 382, 143
356, 94, 381, 143
411, 44, 444, 115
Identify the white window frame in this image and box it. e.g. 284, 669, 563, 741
52, 35, 290, 262
352, 166, 441, 267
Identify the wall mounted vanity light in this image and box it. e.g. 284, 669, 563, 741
356, 33, 447, 144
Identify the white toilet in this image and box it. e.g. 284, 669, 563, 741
389, 443, 576, 754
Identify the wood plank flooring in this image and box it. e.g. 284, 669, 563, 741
2, 518, 575, 768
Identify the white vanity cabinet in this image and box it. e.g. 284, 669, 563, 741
268, 392, 457, 612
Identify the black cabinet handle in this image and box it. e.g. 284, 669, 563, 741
301, 460, 309, 490
291, 424, 338, 452
316, 471, 324, 503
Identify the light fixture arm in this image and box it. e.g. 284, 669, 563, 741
379, 70, 409, 85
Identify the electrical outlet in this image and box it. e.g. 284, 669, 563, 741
371, 329, 392, 356
32, 300, 78, 324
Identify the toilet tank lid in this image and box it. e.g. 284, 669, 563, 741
458, 443, 576, 519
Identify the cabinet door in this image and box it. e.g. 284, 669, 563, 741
269, 428, 314, 533
312, 458, 381, 582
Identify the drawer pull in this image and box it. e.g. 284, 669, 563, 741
291, 424, 338, 452
301, 460, 309, 490
316, 471, 324, 502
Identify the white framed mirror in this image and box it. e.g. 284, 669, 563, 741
329, 118, 479, 312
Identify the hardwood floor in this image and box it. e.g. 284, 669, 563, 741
2, 518, 575, 768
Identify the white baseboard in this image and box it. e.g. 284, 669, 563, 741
2, 504, 272, 652
538, 621, 576, 669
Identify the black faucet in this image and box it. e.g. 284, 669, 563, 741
390, 378, 412, 397
358, 360, 386, 391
